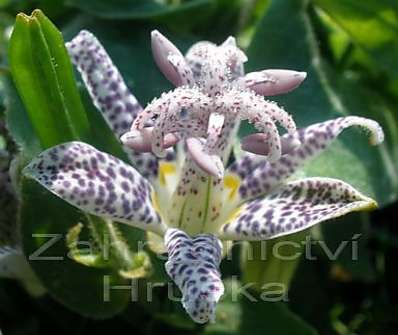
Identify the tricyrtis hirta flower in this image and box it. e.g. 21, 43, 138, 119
25, 30, 384, 323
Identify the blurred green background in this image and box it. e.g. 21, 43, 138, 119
0, 0, 398, 334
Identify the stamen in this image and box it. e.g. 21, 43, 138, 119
151, 30, 194, 87
120, 128, 178, 152
131, 87, 209, 132
186, 138, 224, 178
241, 133, 301, 156
244, 69, 307, 96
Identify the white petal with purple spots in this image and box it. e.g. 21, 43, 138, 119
66, 30, 169, 179
165, 228, 224, 323
234, 116, 384, 202
24, 142, 166, 235
66, 30, 142, 136
219, 177, 377, 241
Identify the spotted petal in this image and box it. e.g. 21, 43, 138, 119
233, 116, 384, 202
66, 30, 142, 136
66, 30, 166, 179
165, 228, 224, 323
219, 177, 377, 241
24, 142, 166, 235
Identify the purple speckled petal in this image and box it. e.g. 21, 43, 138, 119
66, 30, 142, 137
231, 116, 384, 202
165, 228, 224, 323
219, 177, 377, 241
66, 30, 169, 179
24, 142, 166, 235
243, 69, 307, 96
152, 30, 194, 87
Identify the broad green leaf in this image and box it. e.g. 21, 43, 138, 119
7, 11, 148, 318
20, 178, 131, 318
9, 9, 90, 148
65, 0, 212, 19
0, 0, 11, 7
313, 0, 398, 79
0, 74, 41, 159
203, 279, 318, 335
246, 0, 398, 206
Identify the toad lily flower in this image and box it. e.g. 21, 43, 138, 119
24, 30, 384, 323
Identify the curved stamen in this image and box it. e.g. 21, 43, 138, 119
241, 132, 301, 156
120, 127, 178, 153
151, 30, 194, 87
131, 87, 210, 134
244, 69, 307, 96
215, 89, 289, 161
186, 137, 225, 178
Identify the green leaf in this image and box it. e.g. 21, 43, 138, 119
246, 0, 398, 206
9, 9, 90, 149
0, 74, 41, 159
313, 0, 398, 79
20, 178, 132, 318
6, 12, 139, 317
65, 0, 213, 20
203, 279, 318, 335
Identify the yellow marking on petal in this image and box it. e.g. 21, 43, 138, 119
223, 174, 241, 200
360, 199, 378, 211
226, 205, 243, 223
158, 162, 177, 186
151, 191, 160, 213
346, 197, 378, 214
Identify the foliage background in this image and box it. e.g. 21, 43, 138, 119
0, 0, 398, 334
